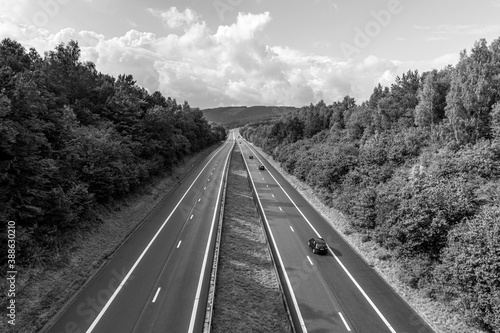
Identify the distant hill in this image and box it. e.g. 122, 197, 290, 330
201, 105, 298, 127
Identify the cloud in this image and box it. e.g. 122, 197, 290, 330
424, 24, 500, 41
148, 7, 199, 29
1, 8, 461, 108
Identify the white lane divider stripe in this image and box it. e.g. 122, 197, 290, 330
190, 214, 194, 220
84, 141, 229, 333
290, 226, 294, 232
339, 312, 351, 331
177, 241, 182, 248
188, 139, 232, 333
239, 143, 308, 333
279, 207, 283, 211
243, 141, 397, 333
152, 287, 161, 303
307, 256, 313, 266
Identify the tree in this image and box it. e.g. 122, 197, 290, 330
445, 38, 500, 143
435, 205, 500, 332
415, 67, 452, 127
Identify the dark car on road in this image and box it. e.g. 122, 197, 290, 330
249, 155, 254, 159
258, 164, 265, 170
308, 238, 328, 254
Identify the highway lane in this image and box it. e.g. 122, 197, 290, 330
237, 137, 434, 333
45, 131, 235, 333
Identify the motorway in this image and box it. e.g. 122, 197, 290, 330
237, 137, 435, 333
44, 131, 236, 333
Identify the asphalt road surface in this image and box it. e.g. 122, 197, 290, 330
45, 132, 236, 333
238, 138, 435, 333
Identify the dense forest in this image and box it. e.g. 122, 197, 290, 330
202, 105, 298, 128
241, 37, 500, 332
0, 38, 227, 266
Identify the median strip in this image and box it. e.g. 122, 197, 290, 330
210, 144, 290, 332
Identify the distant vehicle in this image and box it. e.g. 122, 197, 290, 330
249, 155, 254, 159
258, 164, 265, 170
308, 238, 328, 254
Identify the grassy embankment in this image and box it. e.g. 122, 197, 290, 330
5, 145, 219, 333
248, 143, 485, 333
211, 145, 291, 332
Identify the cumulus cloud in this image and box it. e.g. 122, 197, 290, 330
148, 7, 199, 29
0, 8, 458, 108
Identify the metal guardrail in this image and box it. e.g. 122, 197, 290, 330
240, 144, 299, 333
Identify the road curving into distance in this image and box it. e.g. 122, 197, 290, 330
44, 131, 236, 333
237, 136, 435, 333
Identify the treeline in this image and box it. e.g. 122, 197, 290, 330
0, 38, 227, 266
241, 38, 500, 332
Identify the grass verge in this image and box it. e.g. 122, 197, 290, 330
211, 145, 290, 333
1, 145, 219, 333
248, 143, 485, 333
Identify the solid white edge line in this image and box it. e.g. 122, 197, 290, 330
152, 288, 161, 303
307, 256, 313, 266
85, 142, 228, 333
338, 312, 351, 331
187, 138, 233, 333
177, 240, 182, 249
241, 143, 308, 333
244, 142, 397, 333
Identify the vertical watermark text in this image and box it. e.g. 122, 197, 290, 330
6, 220, 17, 326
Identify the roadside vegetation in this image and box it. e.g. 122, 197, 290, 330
202, 105, 297, 128
0, 38, 226, 331
240, 37, 500, 333
212, 145, 290, 332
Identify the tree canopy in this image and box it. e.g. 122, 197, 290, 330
240, 36, 500, 332
0, 38, 227, 265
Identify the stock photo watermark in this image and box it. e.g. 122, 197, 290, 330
339, 0, 403, 59
6, 221, 17, 326
20, 0, 72, 28
55, 268, 134, 333
213, 0, 243, 21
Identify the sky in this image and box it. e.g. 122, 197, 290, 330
1, 0, 500, 109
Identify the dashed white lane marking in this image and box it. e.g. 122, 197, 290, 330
204, 187, 206, 190
190, 214, 194, 220
198, 198, 201, 202
262, 177, 265, 180
84, 140, 230, 333
279, 207, 283, 211
290, 226, 294, 232
266, 185, 269, 187
244, 143, 397, 333
152, 287, 161, 303
339, 312, 351, 331
177, 240, 182, 248
307, 256, 313, 266
272, 194, 275, 197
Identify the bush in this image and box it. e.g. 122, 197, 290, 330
434, 205, 500, 332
